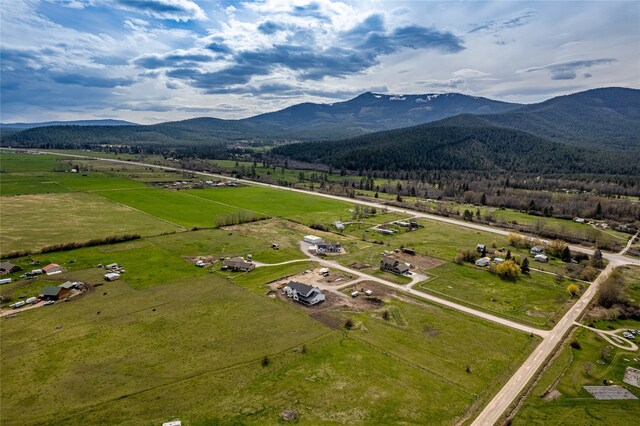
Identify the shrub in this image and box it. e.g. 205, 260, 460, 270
310, 223, 329, 232
567, 284, 580, 297
344, 318, 354, 329
495, 260, 521, 279
261, 356, 270, 367
570, 340, 582, 350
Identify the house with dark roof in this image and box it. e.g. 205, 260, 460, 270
0, 262, 21, 275
223, 257, 255, 272
380, 256, 410, 275
316, 242, 342, 254
283, 281, 325, 306
530, 245, 545, 255
41, 286, 68, 300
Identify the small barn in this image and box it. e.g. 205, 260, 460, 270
42, 263, 62, 275
104, 272, 121, 281
303, 235, 323, 245
530, 246, 545, 255
41, 286, 68, 300
475, 257, 491, 267
534, 254, 549, 263
332, 221, 345, 231
0, 262, 21, 275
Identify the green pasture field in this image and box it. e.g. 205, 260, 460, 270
95, 187, 253, 228
0, 153, 148, 196
185, 186, 353, 220
345, 297, 540, 419
418, 263, 577, 328
512, 326, 640, 425
336, 218, 582, 328
0, 192, 182, 254
0, 263, 540, 425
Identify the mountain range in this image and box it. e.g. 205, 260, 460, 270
2, 87, 638, 176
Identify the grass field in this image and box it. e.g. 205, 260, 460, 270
512, 326, 640, 425
418, 262, 576, 328
0, 268, 540, 425
185, 186, 353, 220
0, 192, 182, 254
335, 217, 580, 327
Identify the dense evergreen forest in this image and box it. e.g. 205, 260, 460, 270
272, 116, 640, 176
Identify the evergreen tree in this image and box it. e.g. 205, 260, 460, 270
521, 257, 530, 274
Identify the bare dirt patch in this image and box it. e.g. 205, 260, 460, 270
542, 389, 561, 401
349, 262, 370, 270
387, 252, 445, 270
183, 255, 220, 267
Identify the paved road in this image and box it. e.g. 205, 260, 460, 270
470, 259, 624, 426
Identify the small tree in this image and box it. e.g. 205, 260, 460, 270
495, 260, 521, 279
567, 283, 580, 297
591, 249, 604, 269
506, 250, 512, 260
561, 246, 572, 262
547, 239, 568, 257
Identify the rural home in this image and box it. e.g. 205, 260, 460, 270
475, 257, 491, 267
333, 221, 345, 231
223, 257, 255, 272
41, 286, 68, 300
42, 263, 62, 275
0, 262, 21, 275
316, 242, 342, 254
395, 221, 411, 227
530, 245, 545, 255
534, 254, 549, 263
380, 256, 410, 275
476, 244, 486, 253
303, 235, 323, 245
284, 281, 326, 306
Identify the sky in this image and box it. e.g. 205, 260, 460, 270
1, 0, 639, 124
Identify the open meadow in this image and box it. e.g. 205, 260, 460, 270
0, 150, 607, 425
512, 326, 640, 425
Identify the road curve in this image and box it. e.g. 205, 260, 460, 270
299, 242, 548, 337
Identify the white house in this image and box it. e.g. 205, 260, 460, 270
283, 281, 325, 306
303, 235, 323, 245
475, 257, 491, 267
534, 254, 549, 263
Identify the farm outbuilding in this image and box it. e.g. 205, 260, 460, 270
534, 254, 549, 263
475, 257, 491, 267
41, 286, 68, 300
303, 235, 323, 245
42, 263, 62, 275
104, 272, 121, 281
0, 262, 21, 275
